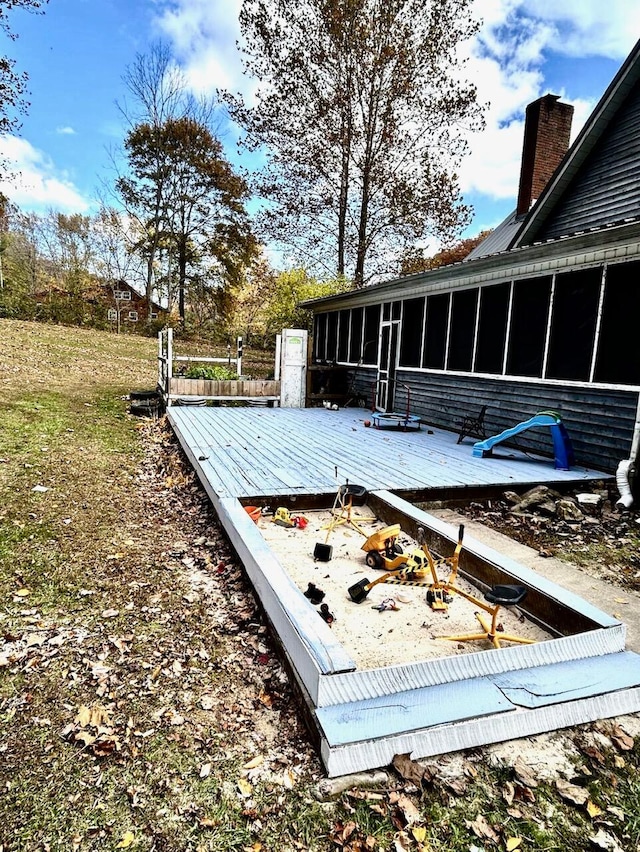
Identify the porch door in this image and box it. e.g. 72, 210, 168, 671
376, 311, 400, 411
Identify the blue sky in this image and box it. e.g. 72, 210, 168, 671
1, 0, 639, 255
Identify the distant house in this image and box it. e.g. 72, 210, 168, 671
100, 280, 165, 326
31, 277, 167, 328
302, 38, 640, 481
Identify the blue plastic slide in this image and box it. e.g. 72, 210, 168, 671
472, 411, 575, 470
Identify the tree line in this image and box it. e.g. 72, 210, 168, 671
0, 0, 486, 339
0, 199, 353, 344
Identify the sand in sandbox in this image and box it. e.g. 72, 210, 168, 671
259, 507, 553, 670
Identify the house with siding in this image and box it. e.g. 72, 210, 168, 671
302, 38, 640, 485
100, 280, 165, 327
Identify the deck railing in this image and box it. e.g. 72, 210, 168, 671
158, 328, 281, 407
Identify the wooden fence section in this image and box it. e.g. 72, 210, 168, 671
169, 377, 281, 403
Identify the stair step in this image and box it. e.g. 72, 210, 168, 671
318, 651, 640, 746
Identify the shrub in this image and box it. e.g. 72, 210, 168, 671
183, 364, 238, 381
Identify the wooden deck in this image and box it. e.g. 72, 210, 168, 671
166, 405, 640, 777
167, 406, 607, 500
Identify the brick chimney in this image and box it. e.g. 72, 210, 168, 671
516, 94, 573, 216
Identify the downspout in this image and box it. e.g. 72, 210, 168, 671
616, 393, 640, 509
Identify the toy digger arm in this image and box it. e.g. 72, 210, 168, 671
442, 524, 465, 587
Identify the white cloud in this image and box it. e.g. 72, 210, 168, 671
154, 0, 247, 95
518, 0, 640, 58
56, 126, 76, 136
456, 0, 639, 208
0, 135, 91, 213
474, 0, 640, 60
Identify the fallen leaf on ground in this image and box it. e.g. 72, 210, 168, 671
466, 814, 500, 844
237, 778, 253, 797
445, 777, 467, 796
589, 828, 624, 851
331, 821, 357, 844
101, 609, 119, 618
116, 831, 135, 848
258, 687, 273, 707
392, 753, 427, 786
75, 705, 92, 727
513, 757, 539, 788
281, 768, 295, 790
506, 838, 522, 851
587, 800, 604, 819
393, 831, 412, 851
394, 793, 422, 825
556, 779, 589, 806
611, 726, 634, 751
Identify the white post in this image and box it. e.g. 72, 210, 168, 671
274, 334, 282, 381
166, 327, 174, 406
157, 330, 163, 392
237, 336, 243, 377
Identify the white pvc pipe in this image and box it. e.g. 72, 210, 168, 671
616, 459, 634, 509
615, 393, 640, 509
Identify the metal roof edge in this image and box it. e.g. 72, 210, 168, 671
302, 219, 640, 310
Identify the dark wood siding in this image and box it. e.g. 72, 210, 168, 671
350, 367, 635, 472
392, 371, 637, 473
539, 80, 640, 240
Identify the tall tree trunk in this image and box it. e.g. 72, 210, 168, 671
354, 165, 370, 288
355, 76, 379, 288
178, 241, 187, 322
146, 252, 155, 313
337, 113, 350, 277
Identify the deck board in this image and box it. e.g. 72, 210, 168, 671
316, 677, 514, 745
168, 406, 607, 500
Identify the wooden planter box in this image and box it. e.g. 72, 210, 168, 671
169, 378, 281, 403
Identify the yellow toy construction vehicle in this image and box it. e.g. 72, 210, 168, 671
361, 524, 407, 569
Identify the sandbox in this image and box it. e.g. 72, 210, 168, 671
207, 489, 640, 776
260, 507, 553, 670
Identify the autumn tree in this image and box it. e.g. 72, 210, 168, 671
91, 206, 143, 333
231, 249, 277, 344
224, 0, 483, 287
0, 201, 42, 317
0, 209, 98, 324
261, 268, 351, 336
36, 212, 93, 298
115, 42, 216, 313
400, 230, 493, 275
121, 116, 256, 323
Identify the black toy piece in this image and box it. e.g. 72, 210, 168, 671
319, 603, 335, 625
304, 582, 325, 605
313, 542, 333, 562
348, 577, 374, 603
